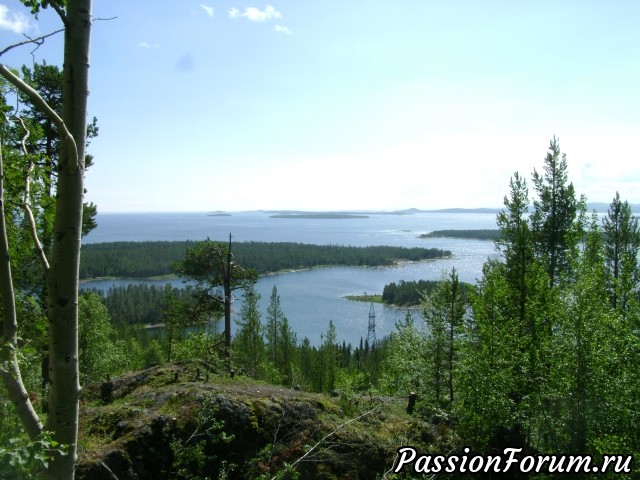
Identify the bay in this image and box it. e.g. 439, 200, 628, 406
82, 211, 501, 346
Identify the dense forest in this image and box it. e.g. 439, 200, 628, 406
80, 240, 450, 278
419, 229, 501, 240
381, 278, 470, 306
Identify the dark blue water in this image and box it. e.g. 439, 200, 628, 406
82, 211, 500, 345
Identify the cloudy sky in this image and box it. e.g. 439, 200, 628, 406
0, 1, 639, 212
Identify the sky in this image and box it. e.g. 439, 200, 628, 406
0, 1, 639, 212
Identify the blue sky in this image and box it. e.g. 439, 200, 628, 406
1, 1, 639, 212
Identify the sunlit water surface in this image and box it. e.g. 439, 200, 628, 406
82, 211, 501, 346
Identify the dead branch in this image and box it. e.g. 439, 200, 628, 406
0, 29, 65, 58
271, 402, 387, 479
12, 116, 50, 273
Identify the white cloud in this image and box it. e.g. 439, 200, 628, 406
0, 4, 31, 34
245, 5, 282, 22
200, 4, 214, 18
274, 25, 292, 35
138, 42, 160, 48
229, 5, 282, 22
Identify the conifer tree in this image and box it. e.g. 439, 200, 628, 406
266, 286, 285, 373
496, 172, 533, 328
323, 320, 339, 392
234, 284, 265, 379
422, 268, 465, 403
530, 137, 584, 287
602, 191, 640, 316
278, 317, 297, 386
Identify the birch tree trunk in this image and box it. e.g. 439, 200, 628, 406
44, 2, 92, 479
0, 1, 92, 478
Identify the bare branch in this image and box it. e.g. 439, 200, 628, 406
12, 116, 51, 273
0, 64, 80, 173
0, 29, 65, 58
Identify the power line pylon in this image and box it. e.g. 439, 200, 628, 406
367, 303, 376, 350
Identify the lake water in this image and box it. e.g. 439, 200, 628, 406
82, 211, 501, 346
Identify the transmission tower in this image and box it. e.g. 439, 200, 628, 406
367, 303, 376, 350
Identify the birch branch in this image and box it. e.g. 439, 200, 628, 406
0, 64, 80, 173
0, 132, 44, 440
0, 29, 65, 58
50, 3, 68, 25
13, 116, 50, 273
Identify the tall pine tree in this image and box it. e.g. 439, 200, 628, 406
530, 137, 584, 287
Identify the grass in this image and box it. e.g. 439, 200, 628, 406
344, 294, 383, 303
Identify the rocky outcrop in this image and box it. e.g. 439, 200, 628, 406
76, 364, 437, 479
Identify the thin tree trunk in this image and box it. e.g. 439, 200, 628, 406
45, 2, 92, 478
224, 233, 233, 372
0, 135, 44, 440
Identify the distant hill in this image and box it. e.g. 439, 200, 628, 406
586, 202, 640, 213
419, 207, 501, 214
252, 203, 640, 216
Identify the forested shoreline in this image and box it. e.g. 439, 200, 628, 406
79, 241, 451, 279
420, 229, 501, 240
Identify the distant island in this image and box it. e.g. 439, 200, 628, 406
420, 229, 501, 241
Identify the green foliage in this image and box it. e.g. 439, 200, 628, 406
378, 313, 428, 397
0, 431, 67, 479
166, 398, 236, 479
19, 0, 65, 17
78, 292, 130, 384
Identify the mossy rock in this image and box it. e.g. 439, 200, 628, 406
77, 364, 443, 479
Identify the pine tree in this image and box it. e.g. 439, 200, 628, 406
602, 191, 640, 316
265, 286, 285, 373
278, 316, 297, 386
496, 172, 533, 328
530, 137, 584, 287
234, 284, 265, 378
422, 268, 465, 403
322, 320, 339, 392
